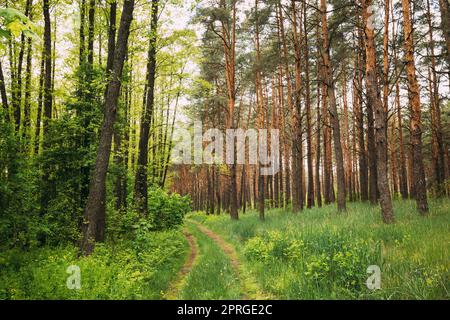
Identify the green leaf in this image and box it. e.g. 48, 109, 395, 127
0, 27, 10, 39
23, 29, 39, 41
6, 20, 25, 37
0, 8, 28, 24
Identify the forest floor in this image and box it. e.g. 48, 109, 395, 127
186, 198, 450, 299
163, 220, 269, 299
1, 199, 448, 299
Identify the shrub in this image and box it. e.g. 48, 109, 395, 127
244, 231, 305, 263
147, 188, 190, 231
244, 236, 273, 262
106, 188, 190, 243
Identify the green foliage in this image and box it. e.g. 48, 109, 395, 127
106, 188, 190, 244
0, 111, 41, 248
37, 64, 105, 245
0, 229, 187, 299
0, 7, 38, 51
147, 188, 191, 231
243, 230, 380, 294
244, 231, 306, 263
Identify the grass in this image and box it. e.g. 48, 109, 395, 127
178, 222, 242, 299
188, 198, 450, 299
0, 229, 188, 299
1, 199, 448, 300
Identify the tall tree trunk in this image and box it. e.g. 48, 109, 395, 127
426, 0, 446, 195
0, 61, 8, 121
23, 33, 32, 143
342, 70, 352, 202
354, 26, 368, 201
366, 75, 377, 204
255, 0, 265, 220
401, 0, 428, 214
291, 0, 303, 212
320, 46, 332, 204
362, 0, 394, 223
271, 77, 280, 207
304, 3, 314, 208
34, 48, 45, 155
392, 12, 409, 199
320, 0, 346, 211
106, 1, 117, 75
315, 59, 322, 207
277, 0, 293, 207
81, 0, 135, 256
220, 0, 238, 220
40, 0, 53, 213
51, 17, 57, 118
87, 0, 95, 68
79, 0, 86, 67
390, 116, 399, 195
134, 0, 158, 215
277, 66, 286, 207
11, 0, 32, 133
438, 0, 450, 79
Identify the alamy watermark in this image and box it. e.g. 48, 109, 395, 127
66, 265, 81, 290
171, 121, 280, 175
366, 265, 381, 290
366, 4, 383, 31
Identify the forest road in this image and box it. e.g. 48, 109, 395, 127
164, 229, 198, 300
188, 220, 249, 300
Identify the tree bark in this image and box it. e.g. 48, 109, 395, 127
303, 2, 314, 208
34, 48, 45, 155
438, 0, 450, 79
320, 0, 346, 212
315, 58, 322, 207
40, 0, 53, 213
354, 25, 368, 201
23, 33, 32, 142
81, 0, 135, 256
87, 0, 95, 67
0, 61, 8, 121
391, 13, 409, 199
401, 0, 428, 214
362, 0, 394, 223
291, 0, 304, 213
255, 0, 265, 220
426, 0, 446, 195
134, 0, 158, 215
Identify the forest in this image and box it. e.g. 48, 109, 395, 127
0, 0, 449, 300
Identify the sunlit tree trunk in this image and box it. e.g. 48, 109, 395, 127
362, 0, 394, 223
401, 0, 428, 214
303, 3, 314, 208
291, 0, 304, 212
426, 0, 446, 195
320, 0, 346, 211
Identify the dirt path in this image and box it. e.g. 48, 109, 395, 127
189, 220, 249, 299
164, 230, 198, 300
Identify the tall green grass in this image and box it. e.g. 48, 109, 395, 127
189, 199, 450, 299
0, 230, 188, 299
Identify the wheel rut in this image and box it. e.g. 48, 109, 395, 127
189, 220, 249, 299
164, 229, 198, 300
